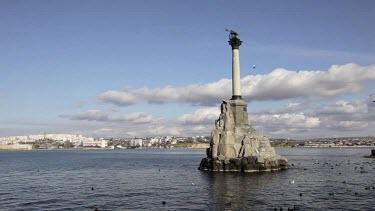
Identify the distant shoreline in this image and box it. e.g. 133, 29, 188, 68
1, 145, 374, 151
283, 146, 375, 148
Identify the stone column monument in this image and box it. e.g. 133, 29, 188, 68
229, 30, 242, 100
198, 30, 288, 172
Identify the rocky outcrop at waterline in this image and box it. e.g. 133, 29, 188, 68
198, 100, 288, 172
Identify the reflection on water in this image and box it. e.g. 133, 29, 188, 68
202, 168, 292, 210
0, 148, 374, 210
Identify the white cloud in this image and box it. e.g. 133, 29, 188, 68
98, 90, 141, 106
318, 100, 367, 115
250, 113, 321, 137
243, 63, 375, 100
253, 102, 311, 115
53, 97, 375, 139
61, 110, 161, 124
326, 121, 369, 131
98, 79, 231, 106
63, 110, 109, 121
110, 112, 159, 124
148, 125, 183, 136
171, 98, 375, 139
97, 63, 375, 106
177, 107, 220, 125
313, 99, 375, 132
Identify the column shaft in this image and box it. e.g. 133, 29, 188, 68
232, 48, 241, 97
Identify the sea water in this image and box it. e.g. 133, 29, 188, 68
0, 148, 374, 210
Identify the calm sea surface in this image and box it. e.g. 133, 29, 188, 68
0, 148, 374, 211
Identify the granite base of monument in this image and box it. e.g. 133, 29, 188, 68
198, 99, 288, 172
199, 156, 288, 172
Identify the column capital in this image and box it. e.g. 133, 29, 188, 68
228, 36, 242, 50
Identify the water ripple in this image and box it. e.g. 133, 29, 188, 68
0, 148, 374, 210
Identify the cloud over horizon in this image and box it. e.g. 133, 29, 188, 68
53, 63, 375, 139
3, 96, 373, 139
57, 95, 375, 139
61, 110, 162, 124
6, 63, 375, 139
97, 63, 375, 106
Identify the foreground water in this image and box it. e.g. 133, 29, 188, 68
0, 148, 374, 211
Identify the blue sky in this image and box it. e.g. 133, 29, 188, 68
1, 0, 374, 139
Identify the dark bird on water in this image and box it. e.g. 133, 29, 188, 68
162, 201, 166, 205
299, 193, 302, 197
91, 187, 94, 191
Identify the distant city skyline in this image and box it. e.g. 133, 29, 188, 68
1, 0, 374, 139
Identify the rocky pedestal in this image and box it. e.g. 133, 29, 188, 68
198, 99, 288, 172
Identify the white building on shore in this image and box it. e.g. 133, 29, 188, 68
81, 139, 108, 148
0, 134, 106, 147
130, 138, 143, 147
